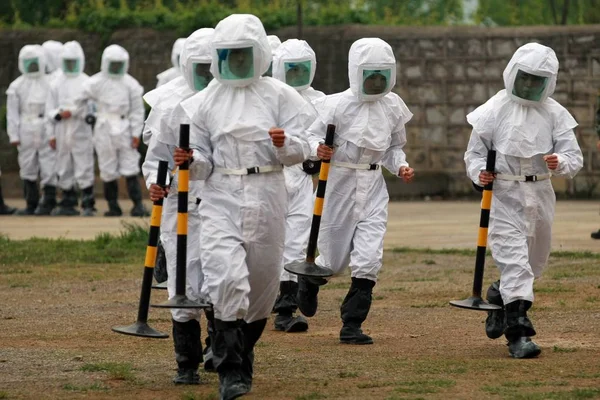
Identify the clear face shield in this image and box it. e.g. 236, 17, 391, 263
362, 69, 391, 95
284, 60, 312, 89
512, 69, 549, 102
23, 57, 40, 74
193, 62, 213, 91
108, 61, 126, 77
217, 46, 255, 81
62, 58, 80, 75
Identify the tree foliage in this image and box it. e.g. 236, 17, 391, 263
475, 0, 600, 26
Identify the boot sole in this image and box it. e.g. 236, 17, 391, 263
285, 319, 308, 333
510, 347, 541, 359
340, 339, 374, 345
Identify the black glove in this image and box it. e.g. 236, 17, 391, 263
302, 159, 321, 175
85, 114, 96, 126
54, 113, 62, 121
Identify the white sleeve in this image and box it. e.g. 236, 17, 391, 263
552, 129, 583, 178
188, 118, 213, 181
464, 130, 491, 185
381, 119, 409, 175
274, 91, 315, 166
128, 82, 145, 139
45, 85, 60, 140
142, 133, 175, 189
6, 86, 21, 143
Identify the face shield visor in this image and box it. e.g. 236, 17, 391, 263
24, 57, 41, 74
362, 69, 391, 96
108, 61, 126, 77
217, 45, 255, 81
62, 58, 81, 75
284, 59, 312, 90
512, 69, 549, 102
192, 62, 213, 91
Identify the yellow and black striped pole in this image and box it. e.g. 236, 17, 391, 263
450, 149, 502, 311
153, 124, 209, 309
285, 124, 335, 278
112, 160, 170, 338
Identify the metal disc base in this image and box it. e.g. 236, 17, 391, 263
152, 281, 168, 290
449, 296, 502, 311
112, 321, 169, 338
284, 261, 334, 278
152, 295, 210, 309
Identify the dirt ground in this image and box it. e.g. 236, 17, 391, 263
2, 200, 600, 251
1, 201, 600, 400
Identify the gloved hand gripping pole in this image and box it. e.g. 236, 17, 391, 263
112, 160, 170, 338
152, 124, 209, 309
450, 149, 502, 311
284, 124, 336, 278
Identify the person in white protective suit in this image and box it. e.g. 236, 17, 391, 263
262, 34, 281, 77
156, 38, 186, 87
77, 44, 149, 217
46, 41, 96, 216
177, 14, 315, 400
141, 27, 215, 385
464, 43, 583, 359
297, 38, 415, 345
270, 38, 325, 333
7, 44, 58, 215
42, 40, 63, 81
0, 167, 16, 215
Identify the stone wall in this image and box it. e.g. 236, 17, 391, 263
1, 25, 599, 197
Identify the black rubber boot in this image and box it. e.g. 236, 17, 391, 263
126, 175, 150, 217
240, 319, 267, 392
153, 239, 168, 283
15, 180, 39, 215
34, 185, 56, 215
51, 188, 80, 216
213, 319, 248, 400
273, 281, 309, 332
0, 182, 16, 215
80, 186, 96, 217
591, 230, 600, 239
340, 277, 376, 345
504, 300, 541, 359
103, 180, 122, 217
203, 308, 216, 373
485, 280, 506, 339
297, 276, 327, 318
172, 319, 202, 385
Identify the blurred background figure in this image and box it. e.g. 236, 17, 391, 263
156, 37, 186, 87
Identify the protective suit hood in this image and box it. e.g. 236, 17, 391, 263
101, 44, 130, 78
267, 35, 281, 55
42, 40, 62, 74
171, 38, 186, 70
18, 44, 46, 77
348, 38, 396, 102
503, 42, 558, 107
60, 41, 85, 77
180, 28, 214, 92
273, 39, 317, 92
210, 14, 271, 87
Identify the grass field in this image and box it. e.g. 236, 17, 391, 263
1, 225, 600, 400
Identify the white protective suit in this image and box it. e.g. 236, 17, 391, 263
6, 45, 57, 186
464, 43, 583, 305
42, 40, 63, 81
142, 28, 214, 323
78, 44, 144, 182
273, 39, 325, 283
156, 38, 186, 87
306, 38, 412, 282
46, 41, 94, 191
263, 35, 281, 77
180, 14, 315, 323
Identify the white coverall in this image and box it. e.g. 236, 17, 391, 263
142, 28, 214, 323
464, 43, 583, 305
6, 45, 57, 187
156, 38, 186, 88
272, 39, 325, 283
42, 40, 63, 81
180, 14, 315, 323
46, 41, 94, 191
306, 38, 413, 282
78, 45, 144, 182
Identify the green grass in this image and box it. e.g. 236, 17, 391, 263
295, 393, 327, 400
181, 392, 219, 400
62, 382, 109, 392
0, 222, 147, 265
80, 362, 135, 381
0, 391, 7, 399
391, 379, 456, 395
391, 247, 600, 260
553, 346, 578, 353
337, 371, 359, 378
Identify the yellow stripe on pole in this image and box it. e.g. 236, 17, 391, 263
178, 170, 189, 192
144, 246, 158, 268
314, 197, 324, 216
477, 227, 488, 247
318, 162, 330, 180
177, 213, 188, 235
481, 189, 492, 210
150, 205, 163, 227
